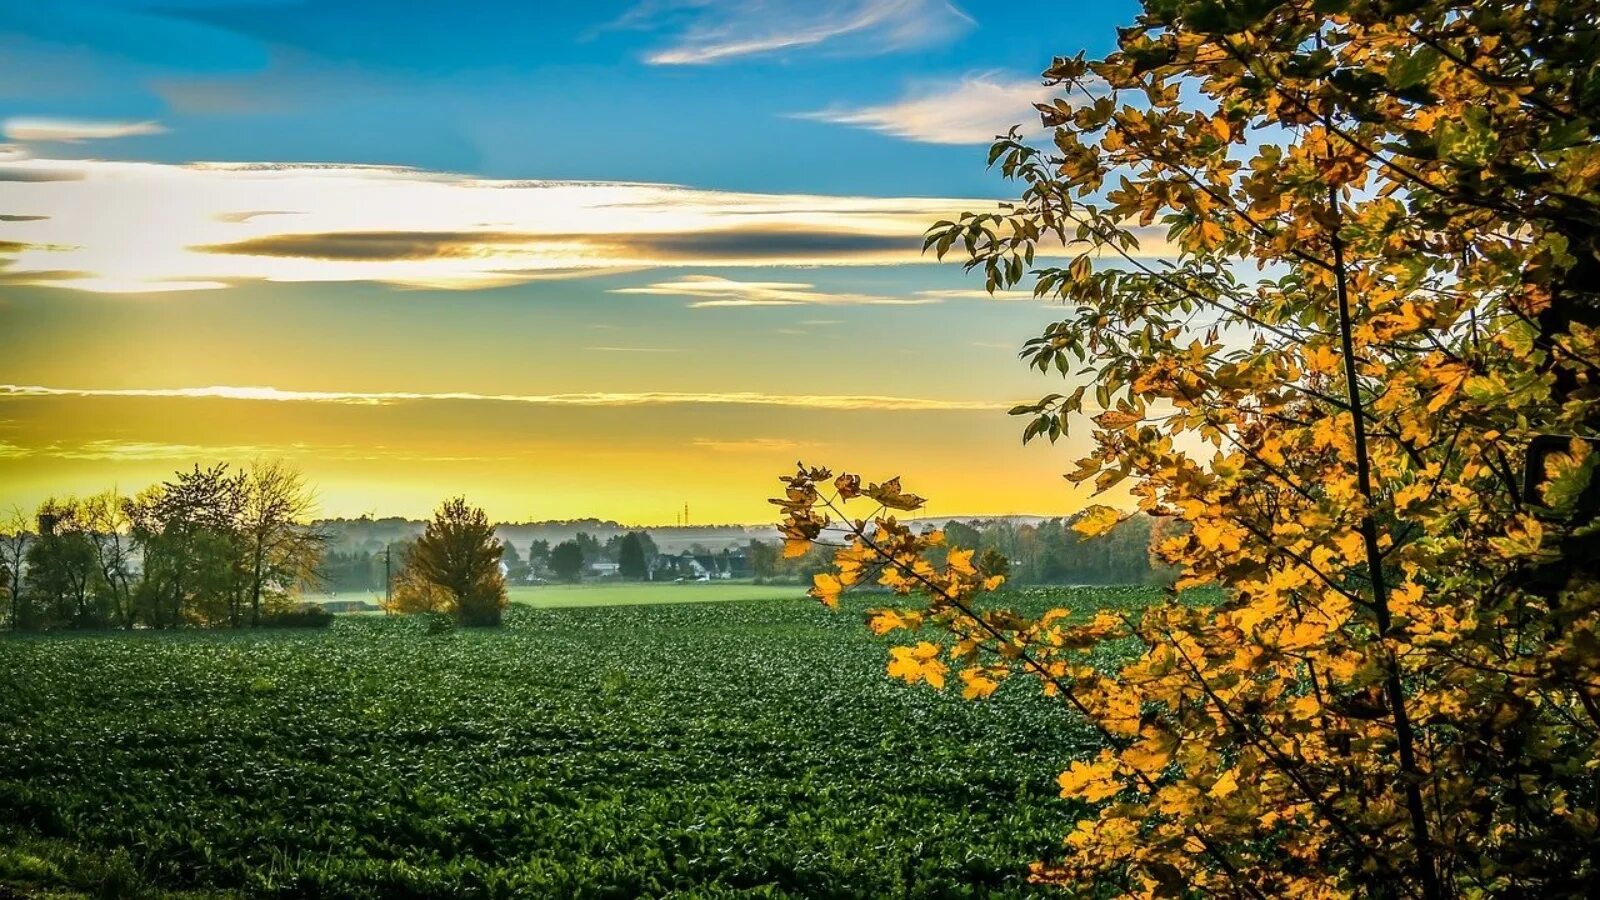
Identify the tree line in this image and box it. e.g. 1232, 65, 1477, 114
0, 461, 323, 630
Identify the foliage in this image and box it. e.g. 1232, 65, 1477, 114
548, 540, 584, 583
784, 0, 1600, 895
617, 532, 649, 579
237, 461, 326, 628
399, 497, 507, 627
0, 588, 1155, 898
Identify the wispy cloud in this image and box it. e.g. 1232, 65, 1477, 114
635, 0, 971, 65
914, 287, 1042, 301
3, 117, 168, 143
0, 158, 997, 293
585, 345, 684, 353
0, 383, 1003, 412
611, 274, 937, 308
691, 437, 816, 453
796, 72, 1054, 144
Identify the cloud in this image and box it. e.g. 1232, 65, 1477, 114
213, 210, 300, 224
913, 287, 1042, 301
0, 157, 1010, 293
796, 72, 1056, 144
0, 383, 1003, 412
585, 345, 683, 353
193, 227, 923, 265
611, 274, 938, 308
691, 437, 816, 453
3, 117, 167, 143
635, 0, 972, 65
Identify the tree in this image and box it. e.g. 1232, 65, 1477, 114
782, 2, 1600, 896
24, 499, 100, 628
617, 532, 649, 579
79, 491, 138, 629
238, 461, 325, 627
128, 465, 245, 628
746, 539, 779, 581
573, 532, 603, 566
403, 497, 506, 626
549, 540, 584, 583
0, 506, 30, 630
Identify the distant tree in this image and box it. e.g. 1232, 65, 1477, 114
573, 532, 603, 566
79, 491, 138, 629
549, 540, 584, 583
975, 547, 1011, 580
0, 506, 29, 630
24, 499, 100, 628
128, 465, 245, 627
617, 532, 649, 579
238, 461, 325, 627
746, 539, 778, 581
403, 497, 507, 626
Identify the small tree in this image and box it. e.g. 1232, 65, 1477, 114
549, 540, 584, 582
403, 497, 507, 626
238, 461, 326, 627
0, 507, 30, 631
617, 532, 649, 579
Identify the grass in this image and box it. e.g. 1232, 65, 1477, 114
316, 581, 807, 610
0, 586, 1165, 898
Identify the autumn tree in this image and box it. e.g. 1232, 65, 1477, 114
549, 540, 584, 582
237, 461, 326, 627
401, 497, 507, 626
782, 1, 1600, 896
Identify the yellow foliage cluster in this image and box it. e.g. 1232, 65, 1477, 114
778, 1, 1600, 896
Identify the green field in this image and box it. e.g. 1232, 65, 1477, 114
319, 581, 809, 610
0, 587, 1159, 898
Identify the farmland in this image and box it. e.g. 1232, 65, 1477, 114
0, 586, 1161, 899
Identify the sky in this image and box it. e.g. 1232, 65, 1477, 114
0, 0, 1143, 524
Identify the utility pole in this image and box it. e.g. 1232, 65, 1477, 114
383, 544, 392, 605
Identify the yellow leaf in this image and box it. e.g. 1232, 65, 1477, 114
1073, 505, 1122, 538
1057, 755, 1122, 802
960, 666, 1004, 700
887, 642, 948, 689
810, 573, 842, 608
1210, 769, 1239, 798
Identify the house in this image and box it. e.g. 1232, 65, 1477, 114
589, 561, 621, 578
649, 550, 751, 581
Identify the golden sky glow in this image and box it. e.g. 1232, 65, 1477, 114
0, 0, 1156, 524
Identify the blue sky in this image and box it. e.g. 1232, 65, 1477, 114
0, 0, 1135, 192
0, 1, 1145, 522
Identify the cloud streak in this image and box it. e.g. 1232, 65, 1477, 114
0, 158, 1007, 293
0, 383, 1003, 412
636, 0, 972, 65
3, 117, 168, 143
610, 274, 937, 307
797, 72, 1055, 144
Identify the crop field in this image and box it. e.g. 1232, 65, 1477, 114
0, 587, 1163, 899
316, 582, 808, 611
